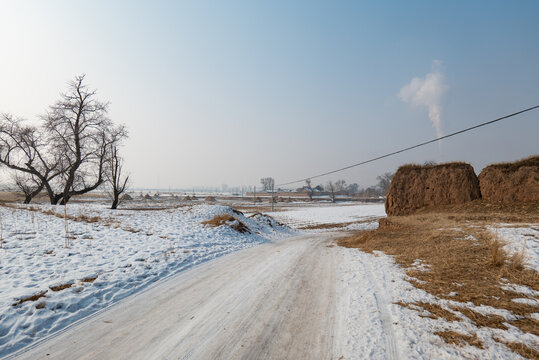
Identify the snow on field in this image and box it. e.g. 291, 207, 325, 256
267, 203, 386, 230
0, 203, 292, 357
336, 248, 532, 359
489, 224, 539, 272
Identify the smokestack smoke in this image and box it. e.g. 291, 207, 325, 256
399, 60, 448, 138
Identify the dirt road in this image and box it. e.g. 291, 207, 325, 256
13, 233, 351, 360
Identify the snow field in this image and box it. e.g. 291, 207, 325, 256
0, 204, 292, 357
267, 203, 385, 230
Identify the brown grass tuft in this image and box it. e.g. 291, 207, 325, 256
495, 339, 539, 360
395, 301, 461, 322
35, 302, 46, 309
81, 276, 97, 283
434, 330, 484, 349
509, 249, 527, 271
49, 283, 73, 292
453, 307, 508, 330
201, 214, 251, 233
486, 235, 506, 267
13, 291, 47, 306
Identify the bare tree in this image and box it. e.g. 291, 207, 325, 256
326, 181, 336, 202
260, 177, 274, 191
107, 144, 129, 209
305, 179, 313, 201
0, 114, 62, 204
43, 75, 127, 204
335, 179, 347, 192
13, 173, 44, 204
346, 183, 359, 195
376, 172, 394, 196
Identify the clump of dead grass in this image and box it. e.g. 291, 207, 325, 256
12, 291, 47, 306
486, 234, 506, 267
434, 330, 484, 349
495, 338, 539, 359
395, 301, 461, 322
201, 214, 251, 233
49, 283, 73, 292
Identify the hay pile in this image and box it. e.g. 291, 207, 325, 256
478, 156, 539, 203
385, 162, 481, 216
182, 195, 192, 201
201, 214, 250, 233
120, 193, 133, 201
204, 196, 217, 202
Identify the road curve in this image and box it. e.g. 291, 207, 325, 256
13, 233, 346, 360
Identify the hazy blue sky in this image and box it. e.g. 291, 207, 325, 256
1, 1, 538, 190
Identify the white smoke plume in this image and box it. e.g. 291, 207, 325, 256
399, 60, 448, 138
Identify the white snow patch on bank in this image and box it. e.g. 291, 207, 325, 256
489, 224, 539, 272
0, 204, 292, 357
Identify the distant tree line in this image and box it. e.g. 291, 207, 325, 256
295, 173, 394, 202
0, 75, 129, 209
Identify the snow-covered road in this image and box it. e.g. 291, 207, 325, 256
11, 231, 397, 360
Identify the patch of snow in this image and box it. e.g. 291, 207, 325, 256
512, 298, 539, 306
500, 283, 539, 297
489, 225, 539, 272
267, 203, 385, 230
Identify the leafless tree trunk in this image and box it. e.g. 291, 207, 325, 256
108, 144, 129, 209
44, 75, 127, 204
305, 179, 313, 201
326, 181, 336, 203
13, 173, 44, 204
376, 172, 394, 196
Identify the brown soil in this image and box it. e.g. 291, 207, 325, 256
338, 202, 539, 357
479, 156, 539, 203
81, 276, 98, 283
201, 214, 251, 233
385, 162, 481, 216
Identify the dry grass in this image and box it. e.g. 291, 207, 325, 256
434, 330, 484, 349
453, 306, 508, 330
81, 276, 98, 283
399, 161, 471, 171
35, 302, 46, 309
49, 283, 73, 292
395, 301, 460, 322
339, 202, 539, 357
483, 155, 539, 172
495, 339, 539, 359
12, 291, 47, 306
201, 214, 251, 233
487, 235, 507, 267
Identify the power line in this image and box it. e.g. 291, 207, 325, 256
276, 105, 539, 187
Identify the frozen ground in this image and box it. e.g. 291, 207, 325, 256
0, 203, 292, 357
2, 201, 537, 359
338, 249, 535, 360
267, 203, 385, 230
